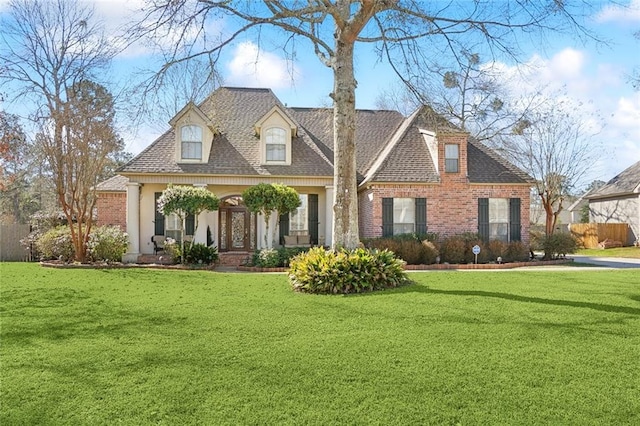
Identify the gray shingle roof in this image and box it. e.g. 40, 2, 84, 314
95, 174, 128, 191
467, 139, 533, 184
118, 86, 530, 187
587, 160, 640, 198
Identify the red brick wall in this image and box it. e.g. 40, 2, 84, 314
358, 134, 531, 244
95, 192, 126, 231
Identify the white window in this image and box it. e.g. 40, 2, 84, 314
489, 198, 509, 241
289, 194, 308, 232
181, 125, 202, 160
445, 144, 459, 173
265, 127, 286, 162
393, 198, 415, 234
165, 213, 182, 241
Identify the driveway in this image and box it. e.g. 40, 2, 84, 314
568, 255, 640, 269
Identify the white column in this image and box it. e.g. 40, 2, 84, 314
123, 182, 140, 263
193, 184, 208, 244
325, 186, 334, 248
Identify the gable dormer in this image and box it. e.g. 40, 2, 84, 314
254, 105, 297, 165
169, 102, 216, 163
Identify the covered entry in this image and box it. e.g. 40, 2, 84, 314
218, 196, 256, 252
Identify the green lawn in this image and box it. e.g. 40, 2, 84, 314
576, 246, 640, 258
2, 263, 639, 425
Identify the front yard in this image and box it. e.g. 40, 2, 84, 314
1, 263, 638, 425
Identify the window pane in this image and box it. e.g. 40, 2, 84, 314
265, 127, 286, 144
393, 198, 414, 234
445, 144, 458, 158
181, 125, 202, 142
489, 198, 509, 241
289, 194, 308, 232
490, 223, 508, 241
445, 158, 459, 173
182, 141, 202, 159
266, 144, 285, 161
445, 144, 459, 173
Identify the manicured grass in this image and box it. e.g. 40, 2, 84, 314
576, 246, 640, 258
2, 263, 639, 425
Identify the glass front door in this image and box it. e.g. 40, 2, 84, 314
219, 206, 255, 251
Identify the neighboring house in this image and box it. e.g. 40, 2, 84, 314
101, 87, 533, 263
586, 160, 640, 244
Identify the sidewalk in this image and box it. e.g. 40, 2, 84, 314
568, 255, 640, 269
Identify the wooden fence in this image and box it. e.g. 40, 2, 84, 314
569, 223, 631, 248
0, 224, 32, 261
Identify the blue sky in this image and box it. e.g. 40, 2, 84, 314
1, 0, 639, 187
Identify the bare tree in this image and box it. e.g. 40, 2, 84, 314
497, 100, 600, 236
0, 0, 119, 261
133, 0, 595, 249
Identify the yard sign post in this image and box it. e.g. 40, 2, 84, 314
472, 245, 481, 264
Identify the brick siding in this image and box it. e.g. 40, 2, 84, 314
96, 192, 126, 231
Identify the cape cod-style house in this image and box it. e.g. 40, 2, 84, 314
96, 87, 533, 264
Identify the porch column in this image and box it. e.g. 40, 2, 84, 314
123, 182, 140, 263
325, 185, 334, 247
193, 183, 208, 244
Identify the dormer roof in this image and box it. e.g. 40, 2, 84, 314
168, 101, 215, 132
254, 105, 298, 137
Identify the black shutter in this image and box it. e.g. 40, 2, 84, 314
382, 198, 393, 237
509, 198, 521, 242
478, 198, 489, 242
415, 198, 427, 235
154, 192, 165, 235
185, 214, 195, 235
279, 213, 289, 245
308, 194, 319, 245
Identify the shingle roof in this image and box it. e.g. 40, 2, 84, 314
587, 160, 640, 198
95, 174, 128, 191
467, 139, 533, 184
118, 86, 530, 187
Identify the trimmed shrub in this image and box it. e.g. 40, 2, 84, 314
87, 226, 128, 262
362, 236, 439, 265
278, 247, 309, 267
254, 248, 280, 268
439, 236, 466, 264
35, 226, 74, 261
504, 241, 530, 262
289, 247, 410, 294
486, 240, 507, 261
542, 233, 578, 259
183, 243, 219, 265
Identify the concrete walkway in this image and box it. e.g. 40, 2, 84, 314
568, 255, 640, 269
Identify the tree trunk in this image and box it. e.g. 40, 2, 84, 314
331, 37, 360, 250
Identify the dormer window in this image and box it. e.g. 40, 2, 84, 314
265, 127, 286, 162
181, 125, 203, 160
445, 144, 459, 173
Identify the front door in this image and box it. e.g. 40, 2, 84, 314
219, 207, 252, 251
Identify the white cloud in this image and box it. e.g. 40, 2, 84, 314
596, 0, 640, 23
225, 42, 298, 89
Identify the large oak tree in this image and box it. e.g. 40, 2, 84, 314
135, 0, 595, 249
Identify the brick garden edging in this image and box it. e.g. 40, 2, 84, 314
41, 259, 572, 271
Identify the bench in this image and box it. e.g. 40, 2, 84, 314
283, 234, 311, 248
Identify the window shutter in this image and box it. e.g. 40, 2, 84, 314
279, 213, 289, 245
478, 198, 489, 242
154, 192, 165, 235
382, 198, 393, 237
185, 214, 195, 236
415, 198, 427, 234
509, 198, 521, 242
308, 194, 319, 245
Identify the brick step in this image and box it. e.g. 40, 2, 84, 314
218, 252, 251, 266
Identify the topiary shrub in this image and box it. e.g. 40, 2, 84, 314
289, 247, 410, 294
504, 241, 530, 262
35, 226, 74, 261
542, 233, 578, 259
87, 226, 128, 262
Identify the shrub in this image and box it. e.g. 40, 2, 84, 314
289, 247, 411, 294
504, 241, 530, 262
542, 233, 578, 259
362, 236, 439, 265
35, 226, 74, 261
253, 248, 280, 268
439, 236, 466, 264
87, 226, 128, 262
162, 238, 181, 264
183, 243, 219, 265
486, 240, 507, 261
278, 247, 309, 267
